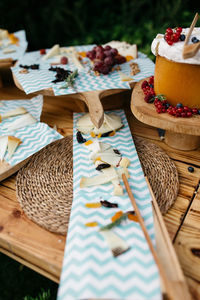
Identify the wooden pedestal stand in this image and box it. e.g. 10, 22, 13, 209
131, 78, 200, 151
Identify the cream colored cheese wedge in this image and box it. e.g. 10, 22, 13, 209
118, 71, 133, 82
100, 230, 130, 257
0, 136, 8, 161
80, 172, 118, 188
2, 113, 37, 132
77, 113, 123, 134
2, 47, 16, 54
7, 136, 22, 159
0, 106, 27, 122
42, 44, 60, 60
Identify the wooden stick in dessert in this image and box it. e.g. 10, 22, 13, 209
183, 12, 200, 59
122, 173, 190, 300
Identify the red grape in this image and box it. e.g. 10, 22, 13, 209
110, 48, 118, 56
104, 56, 114, 66
96, 51, 105, 60
60, 56, 68, 64
104, 45, 112, 51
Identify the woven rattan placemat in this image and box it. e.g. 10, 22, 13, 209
16, 135, 179, 235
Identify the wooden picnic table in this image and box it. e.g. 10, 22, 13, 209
0, 73, 200, 299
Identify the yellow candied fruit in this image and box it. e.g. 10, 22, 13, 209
97, 133, 102, 138
90, 131, 96, 138
128, 214, 139, 223
109, 131, 116, 137
94, 156, 101, 162
78, 51, 86, 57
126, 55, 134, 62
111, 211, 123, 222
9, 33, 19, 45
84, 140, 93, 146
85, 202, 102, 208
85, 222, 98, 227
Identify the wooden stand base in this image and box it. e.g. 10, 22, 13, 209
131, 78, 200, 151
165, 132, 200, 151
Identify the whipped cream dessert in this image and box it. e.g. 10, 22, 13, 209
151, 27, 200, 64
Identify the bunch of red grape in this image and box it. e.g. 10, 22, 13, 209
86, 45, 126, 75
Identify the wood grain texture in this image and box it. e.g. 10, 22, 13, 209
0, 81, 199, 298
131, 78, 200, 150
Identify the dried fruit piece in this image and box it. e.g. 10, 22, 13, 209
96, 163, 111, 171
76, 131, 86, 144
85, 203, 101, 208
85, 222, 98, 227
111, 211, 123, 222
40, 49, 46, 55
90, 131, 96, 138
125, 55, 134, 61
128, 213, 139, 223
100, 200, 118, 208
84, 140, 93, 146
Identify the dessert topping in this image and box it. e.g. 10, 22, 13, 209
141, 76, 200, 118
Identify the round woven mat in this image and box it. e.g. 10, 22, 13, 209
16, 135, 179, 235
134, 136, 179, 214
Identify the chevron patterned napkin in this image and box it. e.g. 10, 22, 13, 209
57, 110, 161, 300
11, 47, 154, 95
0, 30, 28, 61
0, 95, 62, 166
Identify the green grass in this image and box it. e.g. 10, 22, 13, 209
0, 253, 58, 300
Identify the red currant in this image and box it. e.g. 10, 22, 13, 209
176, 27, 182, 33
192, 108, 198, 114
166, 28, 173, 35
40, 49, 46, 55
141, 81, 148, 89
167, 40, 173, 45
187, 112, 192, 117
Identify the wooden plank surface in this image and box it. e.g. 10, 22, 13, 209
0, 78, 199, 298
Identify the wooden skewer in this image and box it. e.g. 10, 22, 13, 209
184, 12, 199, 45
122, 173, 176, 300
183, 12, 199, 59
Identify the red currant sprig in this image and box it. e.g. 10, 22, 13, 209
141, 76, 200, 118
164, 27, 182, 45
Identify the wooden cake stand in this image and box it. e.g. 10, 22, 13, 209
131, 78, 200, 151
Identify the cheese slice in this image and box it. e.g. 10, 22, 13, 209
80, 171, 118, 188
0, 107, 27, 122
2, 47, 16, 54
7, 136, 22, 159
2, 113, 37, 132
100, 230, 130, 257
0, 29, 9, 40
0, 136, 8, 161
42, 44, 60, 60
77, 113, 123, 135
118, 71, 133, 82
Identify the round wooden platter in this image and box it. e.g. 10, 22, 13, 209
13, 73, 134, 129
131, 77, 200, 151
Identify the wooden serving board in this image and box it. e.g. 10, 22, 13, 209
131, 78, 200, 151
13, 73, 134, 129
